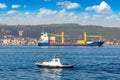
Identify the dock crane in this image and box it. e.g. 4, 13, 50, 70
48, 32, 65, 44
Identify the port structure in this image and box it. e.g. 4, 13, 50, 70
48, 32, 65, 44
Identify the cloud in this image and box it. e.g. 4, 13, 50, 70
38, 8, 57, 16
69, 12, 78, 20
83, 16, 90, 20
106, 15, 120, 21
25, 12, 30, 15
58, 9, 66, 18
12, 4, 20, 9
57, 1, 80, 9
0, 3, 7, 9
85, 1, 111, 13
0, 7, 119, 27
7, 10, 17, 14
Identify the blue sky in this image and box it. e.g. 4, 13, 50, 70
0, 0, 120, 27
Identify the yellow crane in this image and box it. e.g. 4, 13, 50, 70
77, 32, 87, 44
87, 35, 102, 41
77, 32, 103, 44
48, 32, 65, 44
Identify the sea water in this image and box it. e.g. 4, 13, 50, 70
0, 46, 120, 80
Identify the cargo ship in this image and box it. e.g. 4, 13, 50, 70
38, 32, 104, 47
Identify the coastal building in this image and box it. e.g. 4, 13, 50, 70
1, 35, 37, 45
18, 30, 23, 37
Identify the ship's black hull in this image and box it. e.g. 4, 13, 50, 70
36, 64, 74, 68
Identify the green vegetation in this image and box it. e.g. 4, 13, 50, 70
0, 23, 120, 41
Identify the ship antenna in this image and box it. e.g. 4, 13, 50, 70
54, 53, 56, 58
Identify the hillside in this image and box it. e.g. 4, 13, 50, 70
0, 24, 120, 41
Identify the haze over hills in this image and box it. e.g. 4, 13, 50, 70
0, 23, 120, 41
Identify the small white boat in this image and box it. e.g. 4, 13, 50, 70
35, 56, 74, 68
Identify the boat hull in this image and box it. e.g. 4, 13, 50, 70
38, 41, 104, 47
36, 64, 74, 68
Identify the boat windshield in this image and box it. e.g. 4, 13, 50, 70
55, 59, 58, 62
